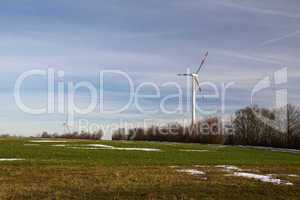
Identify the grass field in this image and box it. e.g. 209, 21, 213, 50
0, 138, 299, 199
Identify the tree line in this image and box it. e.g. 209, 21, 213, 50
40, 130, 103, 140
112, 104, 300, 149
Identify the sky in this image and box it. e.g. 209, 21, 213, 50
0, 0, 299, 138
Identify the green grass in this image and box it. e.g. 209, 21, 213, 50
0, 138, 299, 199
0, 138, 299, 166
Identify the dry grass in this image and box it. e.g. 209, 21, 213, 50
0, 165, 299, 200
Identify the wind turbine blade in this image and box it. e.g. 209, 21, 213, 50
195, 51, 208, 74
177, 73, 191, 76
194, 77, 201, 92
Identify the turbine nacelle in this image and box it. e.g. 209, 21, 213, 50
177, 73, 198, 77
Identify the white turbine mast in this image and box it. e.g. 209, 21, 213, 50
63, 118, 71, 134
178, 51, 208, 126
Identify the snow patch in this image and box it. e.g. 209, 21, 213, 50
29, 140, 68, 143
177, 169, 206, 176
180, 149, 209, 152
69, 147, 99, 150
68, 146, 161, 152
51, 144, 67, 147
237, 145, 300, 154
193, 165, 207, 168
288, 174, 299, 177
86, 144, 114, 148
112, 147, 160, 151
233, 172, 293, 185
0, 158, 25, 161
215, 165, 242, 172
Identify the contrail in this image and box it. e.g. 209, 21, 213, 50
218, 50, 282, 64
220, 1, 300, 19
258, 30, 300, 47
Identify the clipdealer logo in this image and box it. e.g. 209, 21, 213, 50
251, 67, 288, 133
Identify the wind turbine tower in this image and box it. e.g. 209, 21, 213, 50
178, 52, 208, 126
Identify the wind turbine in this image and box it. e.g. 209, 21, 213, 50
178, 51, 208, 126
63, 117, 71, 134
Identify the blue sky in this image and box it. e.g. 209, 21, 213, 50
0, 0, 299, 138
